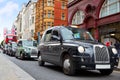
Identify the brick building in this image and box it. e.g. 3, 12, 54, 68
68, 0, 120, 45
34, 0, 68, 39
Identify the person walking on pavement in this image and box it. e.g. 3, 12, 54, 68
114, 41, 120, 57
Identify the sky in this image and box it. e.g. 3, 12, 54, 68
0, 0, 29, 43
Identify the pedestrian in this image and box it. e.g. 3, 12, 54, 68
106, 42, 110, 47
114, 41, 120, 57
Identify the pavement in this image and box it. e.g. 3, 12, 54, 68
0, 50, 35, 80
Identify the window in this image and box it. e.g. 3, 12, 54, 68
44, 10, 46, 18
72, 10, 85, 25
52, 22, 54, 27
47, 0, 53, 6
61, 13, 65, 20
61, 2, 66, 9
61, 27, 94, 41
100, 0, 120, 18
53, 30, 58, 36
32, 17, 34, 23
31, 30, 34, 36
51, 30, 59, 41
48, 10, 51, 18
44, 22, 46, 27
52, 11, 54, 18
44, 30, 52, 42
47, 22, 51, 27
18, 41, 22, 46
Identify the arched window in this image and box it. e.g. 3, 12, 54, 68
72, 10, 85, 25
100, 0, 120, 18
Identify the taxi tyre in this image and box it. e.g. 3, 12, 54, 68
15, 53, 18, 58
20, 53, 25, 60
38, 53, 45, 66
99, 69, 113, 75
63, 54, 76, 75
15, 56, 18, 58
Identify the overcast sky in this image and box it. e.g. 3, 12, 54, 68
0, 0, 29, 43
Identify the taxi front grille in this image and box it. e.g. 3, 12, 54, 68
94, 45, 110, 63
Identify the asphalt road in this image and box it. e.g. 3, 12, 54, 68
4, 54, 120, 80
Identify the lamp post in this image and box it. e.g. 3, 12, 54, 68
37, 32, 40, 44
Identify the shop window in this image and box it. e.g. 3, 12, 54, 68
100, 0, 120, 18
72, 10, 85, 25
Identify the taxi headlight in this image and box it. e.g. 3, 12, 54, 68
24, 49, 27, 52
78, 46, 85, 53
112, 48, 117, 54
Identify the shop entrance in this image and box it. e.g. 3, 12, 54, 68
99, 22, 120, 47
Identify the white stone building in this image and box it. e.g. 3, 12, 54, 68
22, 0, 36, 40
15, 0, 37, 40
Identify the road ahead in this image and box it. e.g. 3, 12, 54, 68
4, 54, 120, 80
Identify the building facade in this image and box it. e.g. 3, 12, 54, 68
15, 10, 23, 39
68, 0, 120, 45
34, 0, 68, 39
15, 0, 37, 40
22, 0, 37, 40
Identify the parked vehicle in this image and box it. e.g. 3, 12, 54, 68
7, 42, 17, 56
15, 39, 38, 59
3, 44, 8, 54
6, 43, 11, 55
38, 26, 119, 75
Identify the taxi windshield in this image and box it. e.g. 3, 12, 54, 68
61, 27, 94, 41
22, 40, 37, 47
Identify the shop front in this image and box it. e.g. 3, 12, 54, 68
99, 22, 120, 46
68, 0, 120, 44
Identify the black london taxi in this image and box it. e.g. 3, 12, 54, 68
37, 26, 119, 75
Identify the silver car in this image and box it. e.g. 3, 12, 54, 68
15, 39, 38, 60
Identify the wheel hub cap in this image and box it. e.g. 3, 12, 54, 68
38, 56, 42, 61
64, 59, 70, 69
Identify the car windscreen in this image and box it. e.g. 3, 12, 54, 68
61, 27, 94, 41
22, 40, 36, 47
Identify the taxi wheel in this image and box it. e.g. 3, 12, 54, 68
63, 54, 75, 75
38, 54, 45, 66
15, 53, 18, 58
20, 53, 24, 60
